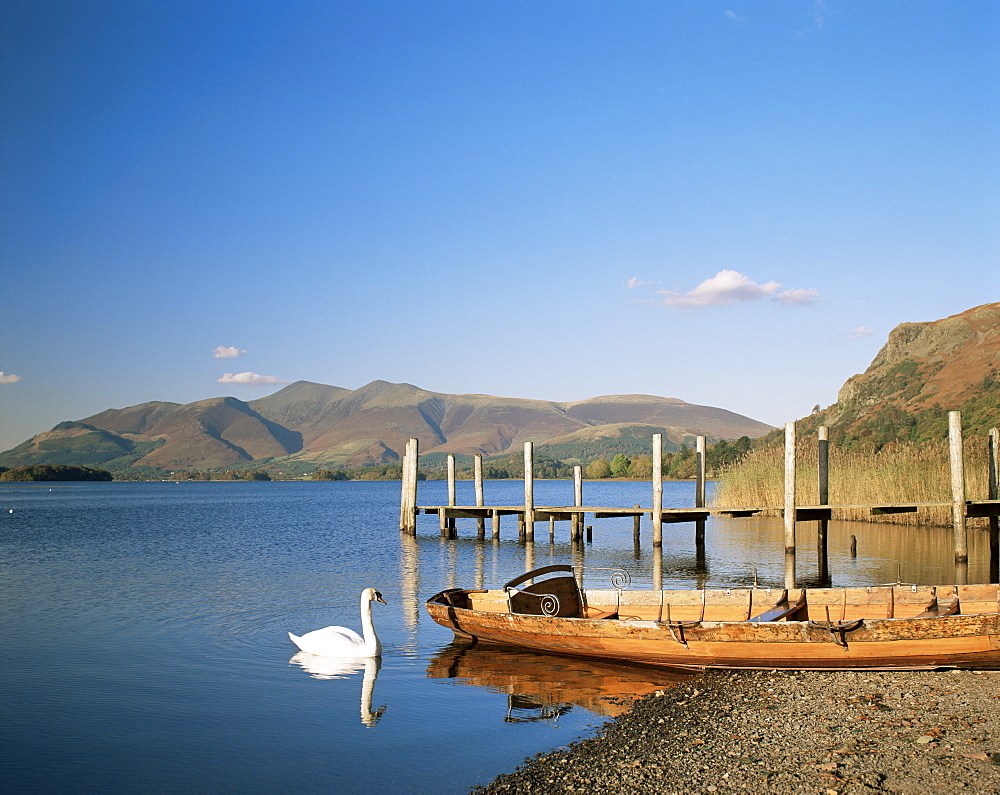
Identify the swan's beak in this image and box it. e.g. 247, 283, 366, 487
374, 591, 387, 605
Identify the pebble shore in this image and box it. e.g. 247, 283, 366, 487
474, 668, 1000, 794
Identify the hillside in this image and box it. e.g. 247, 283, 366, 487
760, 302, 1000, 448
0, 381, 772, 475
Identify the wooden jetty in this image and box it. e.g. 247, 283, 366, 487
400, 411, 1000, 587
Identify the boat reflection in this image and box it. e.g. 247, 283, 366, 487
504, 694, 572, 725
427, 639, 691, 718
289, 653, 386, 727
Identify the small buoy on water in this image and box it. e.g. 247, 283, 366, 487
7, 509, 13, 513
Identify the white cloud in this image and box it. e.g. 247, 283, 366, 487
774, 287, 820, 305
658, 270, 821, 309
627, 276, 650, 289
659, 269, 781, 308
844, 326, 876, 340
725, 10, 748, 22
0, 371, 21, 384
217, 372, 290, 386
213, 345, 247, 359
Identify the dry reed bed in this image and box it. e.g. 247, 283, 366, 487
714, 438, 994, 527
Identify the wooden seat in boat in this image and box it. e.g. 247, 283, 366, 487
504, 565, 583, 618
581, 607, 619, 620
957, 584, 1000, 615
805, 587, 899, 621
747, 589, 806, 622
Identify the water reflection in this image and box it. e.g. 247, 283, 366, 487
289, 653, 386, 728
398, 533, 420, 640
427, 640, 690, 718
707, 515, 998, 587
504, 695, 572, 725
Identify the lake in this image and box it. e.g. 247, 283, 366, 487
1, 479, 994, 793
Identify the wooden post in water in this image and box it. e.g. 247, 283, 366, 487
399, 447, 410, 532
474, 454, 485, 539
948, 411, 968, 573
491, 509, 501, 541
695, 436, 707, 558
695, 436, 707, 507
784, 422, 797, 588
988, 427, 999, 582
447, 454, 456, 507
403, 437, 419, 534
572, 465, 583, 542
652, 433, 663, 547
817, 426, 830, 586
442, 453, 456, 537
523, 441, 535, 543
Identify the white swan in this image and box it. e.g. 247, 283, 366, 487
288, 588, 387, 657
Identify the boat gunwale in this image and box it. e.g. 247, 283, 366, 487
426, 586, 1000, 628
425, 585, 1000, 669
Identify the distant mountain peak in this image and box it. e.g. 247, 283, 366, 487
0, 379, 773, 473
838, 302, 1000, 411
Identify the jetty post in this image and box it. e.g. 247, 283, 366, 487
523, 441, 535, 543
400, 437, 419, 535
695, 436, 707, 564
784, 422, 797, 588
989, 427, 999, 582
441, 453, 457, 537
949, 412, 968, 576
817, 426, 830, 585
409, 437, 420, 534
652, 433, 663, 547
447, 453, 456, 507
474, 454, 485, 540
399, 447, 409, 531
399, 438, 408, 532
572, 465, 584, 542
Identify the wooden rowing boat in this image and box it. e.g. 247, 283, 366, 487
425, 565, 1000, 671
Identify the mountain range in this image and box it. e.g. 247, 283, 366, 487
0, 381, 774, 474
7, 302, 996, 476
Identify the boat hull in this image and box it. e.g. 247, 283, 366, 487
426, 593, 1000, 671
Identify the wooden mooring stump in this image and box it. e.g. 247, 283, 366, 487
400, 411, 1000, 587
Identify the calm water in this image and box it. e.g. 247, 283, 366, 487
1, 480, 995, 793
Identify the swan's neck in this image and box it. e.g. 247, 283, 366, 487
359, 593, 381, 656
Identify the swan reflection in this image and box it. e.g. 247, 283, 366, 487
289, 653, 386, 727
427, 640, 690, 718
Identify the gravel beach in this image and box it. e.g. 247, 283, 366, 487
474, 668, 1000, 794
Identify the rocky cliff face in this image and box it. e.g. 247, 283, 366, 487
837, 303, 1000, 411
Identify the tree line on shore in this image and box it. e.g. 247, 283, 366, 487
0, 465, 113, 481
307, 436, 755, 482
158, 470, 272, 481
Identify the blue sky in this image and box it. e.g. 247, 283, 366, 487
2, 0, 998, 452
